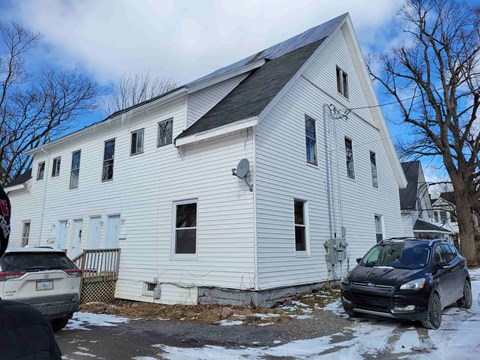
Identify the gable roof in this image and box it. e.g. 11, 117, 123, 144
439, 192, 456, 206
4, 169, 32, 188
177, 39, 325, 139
399, 161, 421, 210
414, 219, 452, 234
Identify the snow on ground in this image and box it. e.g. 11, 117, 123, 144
65, 312, 130, 331
156, 268, 480, 360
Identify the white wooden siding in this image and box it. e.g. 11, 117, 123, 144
254, 28, 403, 290
10, 93, 255, 303
186, 74, 249, 127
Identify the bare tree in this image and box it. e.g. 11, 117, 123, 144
369, 0, 480, 264
103, 73, 179, 114
0, 22, 100, 186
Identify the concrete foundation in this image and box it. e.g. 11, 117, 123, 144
198, 281, 340, 308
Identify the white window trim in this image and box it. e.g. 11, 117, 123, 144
102, 138, 116, 182
21, 220, 31, 247
374, 214, 384, 243
171, 199, 198, 260
130, 128, 145, 156
70, 150, 81, 189
336, 66, 349, 99
37, 162, 45, 181
305, 115, 318, 167
345, 137, 355, 180
294, 199, 311, 256
52, 157, 61, 177
157, 118, 173, 148
370, 151, 378, 188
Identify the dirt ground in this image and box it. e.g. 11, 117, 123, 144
80, 285, 341, 325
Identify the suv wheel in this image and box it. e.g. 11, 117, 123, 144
457, 280, 473, 309
50, 317, 70, 332
421, 293, 442, 329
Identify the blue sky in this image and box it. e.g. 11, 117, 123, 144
0, 0, 449, 183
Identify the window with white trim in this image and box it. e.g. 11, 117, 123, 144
52, 157, 61, 177
305, 116, 317, 165
131, 128, 144, 155
345, 138, 355, 179
37, 162, 45, 180
370, 151, 378, 188
294, 200, 307, 251
102, 139, 115, 181
70, 150, 81, 189
158, 119, 173, 147
175, 201, 197, 254
375, 215, 383, 243
21, 221, 30, 247
336, 66, 349, 98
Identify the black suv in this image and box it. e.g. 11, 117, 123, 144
341, 238, 472, 329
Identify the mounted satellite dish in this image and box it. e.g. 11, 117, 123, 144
232, 158, 253, 191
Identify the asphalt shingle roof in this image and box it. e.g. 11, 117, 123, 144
5, 169, 32, 188
414, 219, 452, 233
177, 38, 325, 139
399, 161, 420, 210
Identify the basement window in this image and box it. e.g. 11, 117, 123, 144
143, 282, 157, 296
336, 66, 349, 98
174, 201, 197, 254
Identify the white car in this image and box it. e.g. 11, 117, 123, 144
0, 247, 82, 331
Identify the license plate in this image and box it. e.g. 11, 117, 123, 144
36, 280, 53, 291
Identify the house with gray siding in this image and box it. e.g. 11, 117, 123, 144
5, 13, 407, 306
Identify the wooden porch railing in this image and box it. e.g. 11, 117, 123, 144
72, 248, 121, 283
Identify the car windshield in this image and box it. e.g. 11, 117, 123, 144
1, 252, 76, 271
361, 242, 430, 269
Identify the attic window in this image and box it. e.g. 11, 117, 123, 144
336, 66, 349, 98
37, 162, 45, 180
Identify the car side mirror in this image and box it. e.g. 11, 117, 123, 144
356, 258, 362, 264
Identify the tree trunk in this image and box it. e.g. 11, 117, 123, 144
452, 179, 477, 265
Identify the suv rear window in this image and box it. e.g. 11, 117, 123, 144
1, 252, 77, 272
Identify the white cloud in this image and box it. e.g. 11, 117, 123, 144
2, 0, 401, 86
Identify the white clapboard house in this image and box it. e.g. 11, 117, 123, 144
5, 13, 407, 306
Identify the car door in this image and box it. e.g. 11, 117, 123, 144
432, 244, 456, 307
446, 243, 465, 301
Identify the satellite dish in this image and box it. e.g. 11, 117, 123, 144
235, 159, 250, 179
232, 158, 253, 191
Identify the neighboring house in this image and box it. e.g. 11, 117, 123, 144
399, 161, 452, 240
5, 13, 407, 306
431, 192, 460, 245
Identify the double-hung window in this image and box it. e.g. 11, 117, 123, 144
370, 151, 378, 188
131, 128, 144, 155
52, 157, 61, 177
21, 221, 30, 247
294, 200, 307, 251
305, 116, 317, 165
158, 119, 173, 147
37, 162, 45, 180
375, 215, 383, 243
336, 66, 349, 98
345, 138, 355, 179
70, 150, 81, 189
175, 201, 197, 254
102, 139, 115, 181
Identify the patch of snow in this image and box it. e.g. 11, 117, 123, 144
257, 322, 274, 327
273, 340, 281, 344
291, 300, 309, 307
65, 312, 129, 331
290, 314, 314, 320
253, 313, 279, 319
132, 357, 159, 360
72, 351, 96, 357
392, 331, 422, 353
219, 320, 244, 326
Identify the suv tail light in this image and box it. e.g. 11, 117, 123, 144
65, 269, 83, 278
0, 271, 26, 281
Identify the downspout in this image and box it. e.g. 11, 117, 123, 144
252, 127, 259, 291
38, 147, 50, 246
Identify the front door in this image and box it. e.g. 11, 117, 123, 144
56, 220, 68, 250
70, 219, 83, 258
105, 215, 121, 248
88, 216, 101, 249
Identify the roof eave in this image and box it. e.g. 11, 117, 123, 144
175, 117, 258, 146
25, 87, 188, 156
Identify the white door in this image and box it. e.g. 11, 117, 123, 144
88, 216, 101, 249
105, 215, 121, 248
56, 220, 68, 250
70, 219, 83, 258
